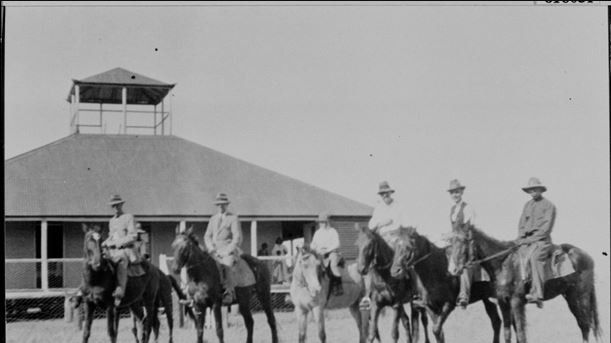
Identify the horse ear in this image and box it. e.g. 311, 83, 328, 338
81, 223, 89, 233
92, 225, 102, 233
185, 226, 194, 235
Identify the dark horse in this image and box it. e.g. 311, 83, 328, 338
390, 227, 504, 343
171, 227, 278, 343
356, 224, 430, 343
447, 226, 601, 343
80, 224, 161, 343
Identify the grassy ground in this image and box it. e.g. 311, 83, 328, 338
6, 292, 609, 343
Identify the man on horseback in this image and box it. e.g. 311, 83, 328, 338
204, 192, 252, 305
101, 194, 140, 306
310, 212, 344, 296
516, 177, 556, 308
360, 181, 408, 307
447, 179, 478, 309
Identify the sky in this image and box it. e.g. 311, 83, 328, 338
4, 3, 609, 279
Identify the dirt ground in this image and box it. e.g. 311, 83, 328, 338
6, 290, 609, 343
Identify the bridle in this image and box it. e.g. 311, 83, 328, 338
453, 229, 517, 272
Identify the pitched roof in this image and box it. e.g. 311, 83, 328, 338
5, 134, 372, 218
67, 68, 175, 105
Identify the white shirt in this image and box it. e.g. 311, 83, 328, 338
451, 201, 476, 226
368, 199, 407, 235
310, 226, 340, 253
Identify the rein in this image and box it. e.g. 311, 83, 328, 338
464, 245, 519, 269
405, 252, 431, 269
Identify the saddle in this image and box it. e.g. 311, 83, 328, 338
216, 253, 257, 288
520, 244, 575, 282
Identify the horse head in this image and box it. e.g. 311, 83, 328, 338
447, 226, 474, 276
355, 223, 394, 275
390, 227, 418, 278
294, 245, 323, 297
82, 223, 105, 271
171, 226, 199, 274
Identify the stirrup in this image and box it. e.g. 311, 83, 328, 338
222, 290, 234, 305
359, 296, 371, 310
525, 294, 543, 308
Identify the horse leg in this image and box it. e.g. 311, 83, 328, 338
296, 306, 309, 343
510, 296, 527, 343
194, 305, 205, 343
130, 312, 139, 343
498, 300, 512, 343
313, 304, 327, 343
430, 302, 453, 343
349, 297, 367, 343
415, 306, 430, 343
563, 286, 592, 343
237, 287, 254, 343
213, 302, 225, 343
482, 298, 501, 343
163, 297, 174, 343
256, 284, 278, 343
107, 307, 122, 343
367, 302, 382, 343
390, 305, 401, 343
131, 306, 146, 343
398, 305, 412, 343
82, 302, 94, 343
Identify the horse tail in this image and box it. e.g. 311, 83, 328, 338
167, 274, 196, 321
168, 274, 187, 300
589, 283, 602, 340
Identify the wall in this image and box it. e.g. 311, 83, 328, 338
62, 222, 86, 288
149, 221, 181, 267
5, 221, 38, 289
331, 217, 370, 260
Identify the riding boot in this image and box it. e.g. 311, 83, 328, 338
113, 258, 128, 306
359, 273, 372, 309
457, 267, 473, 309
222, 265, 236, 305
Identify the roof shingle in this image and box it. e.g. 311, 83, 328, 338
5, 134, 372, 218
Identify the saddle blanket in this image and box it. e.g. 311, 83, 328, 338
234, 257, 256, 287
128, 262, 146, 277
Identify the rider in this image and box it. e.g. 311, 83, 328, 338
310, 212, 344, 296
360, 181, 408, 307
447, 179, 477, 309
204, 192, 251, 305
102, 194, 138, 306
516, 177, 556, 308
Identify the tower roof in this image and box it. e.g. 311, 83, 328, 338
5, 134, 372, 218
67, 68, 175, 105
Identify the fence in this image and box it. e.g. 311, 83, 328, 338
5, 254, 295, 327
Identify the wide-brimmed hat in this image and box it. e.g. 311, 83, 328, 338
377, 181, 395, 195
447, 179, 466, 193
522, 177, 547, 193
108, 194, 125, 206
317, 212, 330, 223
213, 193, 230, 205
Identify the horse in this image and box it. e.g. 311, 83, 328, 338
80, 224, 160, 343
446, 226, 601, 343
390, 227, 504, 343
290, 245, 368, 343
130, 261, 184, 343
171, 227, 278, 343
356, 224, 430, 343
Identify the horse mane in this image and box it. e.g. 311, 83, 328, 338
468, 226, 515, 250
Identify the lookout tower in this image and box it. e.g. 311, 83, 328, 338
67, 68, 175, 135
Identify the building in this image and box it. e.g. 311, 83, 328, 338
5, 68, 372, 295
